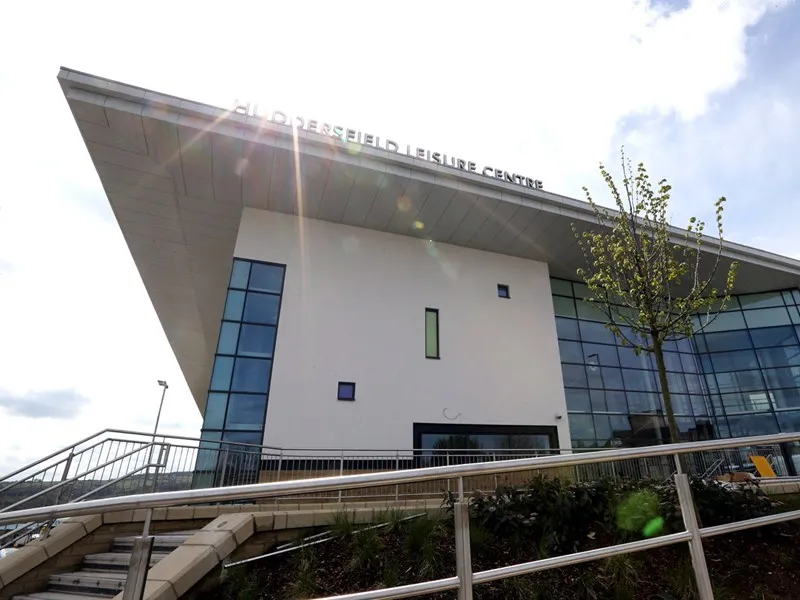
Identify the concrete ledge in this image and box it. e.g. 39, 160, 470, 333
111, 514, 255, 600
0, 514, 101, 591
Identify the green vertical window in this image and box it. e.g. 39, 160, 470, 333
425, 308, 440, 359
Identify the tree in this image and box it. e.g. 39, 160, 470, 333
573, 149, 738, 447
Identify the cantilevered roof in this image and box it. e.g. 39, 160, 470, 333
57, 67, 800, 412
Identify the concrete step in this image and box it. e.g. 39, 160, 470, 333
111, 531, 196, 553
48, 570, 127, 596
13, 591, 116, 599
82, 551, 170, 571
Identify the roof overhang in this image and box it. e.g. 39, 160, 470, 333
57, 67, 800, 412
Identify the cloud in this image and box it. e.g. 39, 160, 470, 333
0, 388, 91, 419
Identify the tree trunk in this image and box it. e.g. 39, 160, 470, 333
652, 336, 681, 445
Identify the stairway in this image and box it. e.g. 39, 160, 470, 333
12, 531, 197, 600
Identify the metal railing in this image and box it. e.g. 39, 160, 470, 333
2, 428, 794, 549
3, 432, 800, 599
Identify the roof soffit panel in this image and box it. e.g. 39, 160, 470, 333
406, 184, 458, 240
267, 147, 296, 214
469, 200, 521, 251
447, 196, 500, 246
490, 205, 541, 255
298, 155, 334, 219
340, 169, 384, 227
385, 179, 433, 236
427, 191, 476, 242
241, 143, 274, 210
317, 160, 357, 222
363, 173, 411, 230
177, 125, 214, 201
211, 134, 244, 203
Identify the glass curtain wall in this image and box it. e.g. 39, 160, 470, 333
195, 258, 286, 487
552, 279, 800, 448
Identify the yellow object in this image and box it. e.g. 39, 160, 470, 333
749, 455, 777, 478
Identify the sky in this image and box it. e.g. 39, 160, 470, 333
1, 0, 799, 474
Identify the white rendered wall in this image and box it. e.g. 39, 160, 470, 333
235, 208, 571, 450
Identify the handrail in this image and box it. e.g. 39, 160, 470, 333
0, 443, 155, 514
0, 437, 118, 496
0, 429, 114, 484
2, 431, 800, 526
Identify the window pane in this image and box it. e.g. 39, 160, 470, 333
203, 393, 227, 429
618, 346, 653, 370
777, 410, 800, 433
230, 260, 250, 289
565, 388, 591, 412
222, 431, 263, 445
576, 300, 605, 322
231, 358, 272, 393
743, 307, 791, 329
728, 413, 779, 437
244, 293, 280, 324
579, 321, 615, 344
666, 372, 688, 394
750, 326, 797, 348
763, 367, 800, 389
583, 343, 619, 367
739, 292, 784, 309
561, 364, 587, 388
217, 322, 240, 355
550, 279, 573, 296
773, 389, 800, 410
590, 389, 607, 412
694, 334, 709, 353
663, 352, 683, 372
248, 263, 284, 293
425, 309, 439, 358
697, 311, 746, 333
710, 349, 759, 372
568, 414, 595, 441
627, 392, 660, 413
685, 374, 704, 395
587, 366, 624, 390
790, 306, 800, 325
593, 415, 612, 444
238, 324, 276, 358
558, 340, 583, 364
573, 282, 591, 298
553, 296, 576, 318
223, 290, 245, 321
555, 317, 580, 340
225, 394, 267, 430
681, 353, 699, 373
715, 370, 764, 393
210, 356, 234, 390
691, 395, 710, 416
703, 330, 752, 353
623, 369, 658, 392
757, 346, 800, 369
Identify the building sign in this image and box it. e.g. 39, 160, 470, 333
233, 102, 544, 191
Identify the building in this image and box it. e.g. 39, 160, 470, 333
58, 68, 800, 463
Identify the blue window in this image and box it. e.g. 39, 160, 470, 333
225, 395, 267, 430
231, 358, 271, 393
338, 381, 356, 401
497, 284, 510, 298
249, 263, 284, 293
217, 322, 240, 355
230, 260, 251, 289
238, 324, 276, 358
243, 292, 280, 324
201, 259, 286, 468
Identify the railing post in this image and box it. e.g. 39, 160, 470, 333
492, 452, 498, 491
446, 451, 451, 493
122, 535, 154, 600
395, 451, 400, 502
453, 476, 473, 600
674, 473, 714, 600
218, 449, 230, 488
338, 450, 345, 503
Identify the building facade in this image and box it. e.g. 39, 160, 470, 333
58, 68, 800, 459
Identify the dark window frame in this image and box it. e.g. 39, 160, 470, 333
497, 284, 510, 299
425, 308, 440, 359
413, 422, 560, 452
338, 381, 356, 401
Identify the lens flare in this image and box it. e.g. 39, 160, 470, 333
235, 158, 249, 177
397, 196, 412, 212
616, 490, 660, 534
413, 220, 424, 231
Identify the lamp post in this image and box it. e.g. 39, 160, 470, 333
153, 380, 169, 441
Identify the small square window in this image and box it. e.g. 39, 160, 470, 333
337, 381, 356, 401
497, 284, 510, 298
